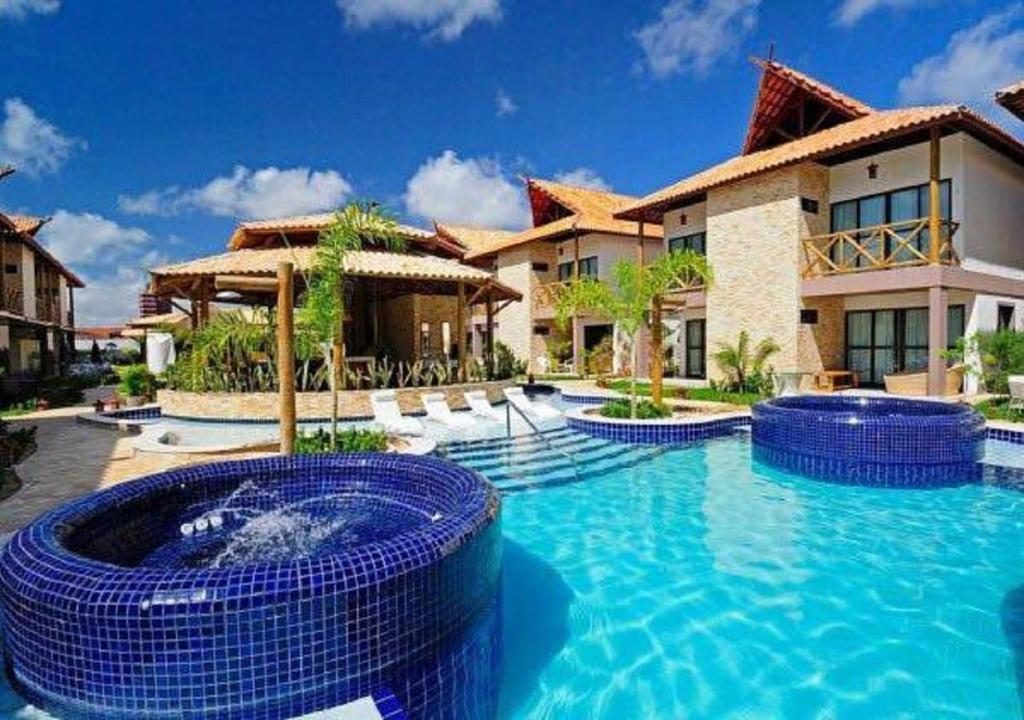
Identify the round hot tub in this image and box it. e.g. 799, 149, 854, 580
752, 395, 985, 486
0, 454, 501, 719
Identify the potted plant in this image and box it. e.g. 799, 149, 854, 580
119, 364, 156, 407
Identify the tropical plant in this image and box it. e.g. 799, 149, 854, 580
296, 202, 405, 449
946, 330, 1024, 394
493, 341, 525, 380
555, 250, 712, 417
711, 331, 779, 395
295, 427, 388, 454
599, 398, 671, 419
164, 310, 277, 393
118, 364, 157, 399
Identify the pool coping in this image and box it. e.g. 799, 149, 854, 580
565, 405, 751, 443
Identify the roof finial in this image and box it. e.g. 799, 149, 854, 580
767, 41, 776, 62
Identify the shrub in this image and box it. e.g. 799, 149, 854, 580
295, 427, 389, 454
586, 335, 614, 376
494, 341, 526, 380
599, 398, 672, 419
0, 419, 36, 467
118, 364, 157, 398
952, 330, 1024, 394
39, 377, 85, 408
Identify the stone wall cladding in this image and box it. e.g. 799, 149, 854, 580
706, 163, 833, 386
495, 246, 534, 368
157, 379, 516, 421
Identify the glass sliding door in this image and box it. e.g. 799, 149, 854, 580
685, 319, 706, 379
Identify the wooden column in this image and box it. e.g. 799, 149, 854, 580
485, 297, 495, 380
456, 281, 466, 382
651, 295, 664, 404
929, 126, 942, 264
927, 284, 948, 396
636, 221, 649, 379
277, 262, 296, 455
332, 282, 345, 392
572, 226, 582, 373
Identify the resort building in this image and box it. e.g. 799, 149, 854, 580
459, 178, 663, 374
0, 167, 84, 394
617, 59, 1024, 395
147, 213, 520, 374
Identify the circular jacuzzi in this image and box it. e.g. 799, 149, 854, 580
0, 454, 502, 719
752, 396, 985, 486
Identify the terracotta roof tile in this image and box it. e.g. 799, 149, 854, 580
618, 105, 1024, 220
758, 60, 873, 117
228, 213, 433, 250
6, 214, 47, 236
434, 223, 518, 254
464, 178, 662, 259
997, 80, 1024, 121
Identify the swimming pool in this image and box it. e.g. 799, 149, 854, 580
3, 424, 1024, 717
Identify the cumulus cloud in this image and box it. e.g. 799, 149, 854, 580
898, 6, 1024, 106
74, 258, 167, 327
335, 0, 501, 41
635, 0, 760, 77
39, 211, 149, 265
553, 168, 611, 191
0, 0, 59, 20
495, 89, 518, 117
0, 98, 83, 176
118, 166, 353, 220
834, 0, 925, 26
404, 150, 528, 229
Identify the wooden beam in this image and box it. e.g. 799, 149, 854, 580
929, 126, 942, 264
485, 297, 495, 380
277, 262, 296, 455
215, 275, 279, 292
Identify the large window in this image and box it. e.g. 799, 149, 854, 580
845, 305, 964, 385
831, 180, 951, 266
668, 232, 706, 255
557, 256, 598, 281
685, 319, 706, 379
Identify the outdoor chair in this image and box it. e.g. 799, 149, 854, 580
1008, 375, 1024, 414
464, 390, 503, 421
369, 390, 424, 436
421, 393, 475, 430
503, 387, 563, 426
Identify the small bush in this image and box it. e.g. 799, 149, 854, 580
0, 419, 36, 467
494, 341, 527, 380
599, 398, 672, 419
118, 364, 157, 398
295, 427, 389, 454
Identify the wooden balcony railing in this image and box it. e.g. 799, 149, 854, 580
1, 287, 23, 315
802, 218, 959, 278
35, 295, 62, 324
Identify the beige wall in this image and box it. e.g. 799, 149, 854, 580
663, 202, 707, 248
20, 246, 35, 319
494, 245, 535, 368
552, 232, 663, 283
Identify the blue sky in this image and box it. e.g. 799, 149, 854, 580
1, 0, 1021, 325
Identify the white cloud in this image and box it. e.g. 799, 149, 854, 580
404, 150, 528, 229
553, 168, 611, 191
0, 0, 59, 20
0, 98, 83, 176
74, 261, 164, 327
635, 0, 760, 77
39, 210, 150, 266
118, 166, 353, 220
898, 6, 1024, 106
495, 89, 518, 117
335, 0, 501, 41
834, 0, 924, 26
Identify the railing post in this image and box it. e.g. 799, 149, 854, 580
929, 126, 942, 264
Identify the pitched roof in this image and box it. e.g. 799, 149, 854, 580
743, 59, 873, 154
6, 214, 48, 236
0, 166, 13, 182
464, 178, 662, 259
227, 212, 435, 250
150, 247, 520, 301
997, 80, 1024, 121
617, 105, 1024, 221
434, 223, 518, 254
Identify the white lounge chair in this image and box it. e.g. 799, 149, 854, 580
464, 390, 502, 421
421, 392, 475, 429
503, 387, 563, 424
1008, 375, 1024, 413
370, 390, 424, 436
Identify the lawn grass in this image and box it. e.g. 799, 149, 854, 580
605, 380, 761, 406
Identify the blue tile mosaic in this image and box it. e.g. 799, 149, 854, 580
0, 453, 501, 719
567, 413, 748, 444
100, 406, 163, 421
751, 396, 986, 487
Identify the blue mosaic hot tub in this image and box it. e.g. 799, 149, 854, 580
751, 395, 985, 486
0, 454, 502, 720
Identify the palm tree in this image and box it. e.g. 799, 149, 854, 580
712, 330, 780, 393
555, 250, 712, 417
298, 201, 405, 448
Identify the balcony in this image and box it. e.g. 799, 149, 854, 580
802, 218, 959, 278
1, 287, 23, 316
35, 295, 63, 325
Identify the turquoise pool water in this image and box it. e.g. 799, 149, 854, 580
3, 431, 1024, 718
481, 434, 1024, 719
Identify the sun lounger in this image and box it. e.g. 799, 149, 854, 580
421, 393, 475, 429
370, 390, 424, 436
464, 390, 502, 421
503, 387, 562, 424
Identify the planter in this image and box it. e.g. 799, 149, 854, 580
123, 395, 144, 408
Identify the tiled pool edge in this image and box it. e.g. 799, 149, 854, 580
565, 406, 750, 443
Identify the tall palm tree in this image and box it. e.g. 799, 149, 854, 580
555, 250, 712, 417
298, 201, 405, 447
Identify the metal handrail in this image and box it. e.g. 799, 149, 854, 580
505, 399, 580, 484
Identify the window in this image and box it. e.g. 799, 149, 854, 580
4, 264, 16, 274
419, 322, 431, 354
800, 197, 819, 214
533, 325, 551, 336
800, 309, 818, 325
845, 304, 964, 385
685, 319, 706, 379
531, 262, 549, 273
668, 232, 706, 255
998, 304, 1015, 331
557, 256, 598, 281
831, 180, 951, 266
